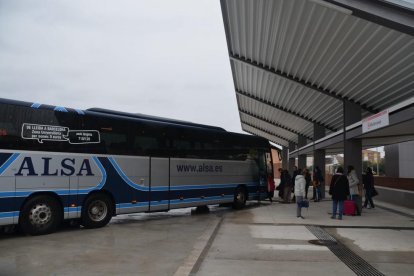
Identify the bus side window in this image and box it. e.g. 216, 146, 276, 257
133, 136, 159, 156
82, 116, 129, 155
101, 131, 128, 155
172, 138, 191, 158
0, 104, 20, 149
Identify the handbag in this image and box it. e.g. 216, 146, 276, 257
372, 188, 378, 197
299, 200, 309, 208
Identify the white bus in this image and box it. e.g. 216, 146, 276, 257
0, 98, 273, 235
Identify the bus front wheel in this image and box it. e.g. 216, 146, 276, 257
232, 186, 247, 209
19, 195, 62, 235
81, 193, 113, 229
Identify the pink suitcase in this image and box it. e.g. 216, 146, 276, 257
343, 199, 356, 216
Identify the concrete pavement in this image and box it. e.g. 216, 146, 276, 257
194, 198, 414, 276
0, 197, 413, 275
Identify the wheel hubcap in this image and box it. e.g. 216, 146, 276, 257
29, 204, 52, 226
237, 191, 245, 202
88, 200, 108, 222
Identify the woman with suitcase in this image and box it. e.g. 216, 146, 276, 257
347, 165, 361, 215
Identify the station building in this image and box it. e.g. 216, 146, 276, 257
220, 0, 414, 208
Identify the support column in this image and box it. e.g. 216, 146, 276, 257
314, 123, 326, 198
343, 100, 362, 182
298, 135, 307, 170
288, 142, 296, 175
282, 146, 288, 170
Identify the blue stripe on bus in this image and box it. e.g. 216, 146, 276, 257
0, 211, 19, 218
117, 202, 149, 209
116, 195, 234, 210
0, 153, 20, 175
150, 200, 169, 206
0, 192, 16, 197
64, 207, 82, 212
108, 157, 150, 191
0, 195, 235, 219
167, 183, 252, 191
247, 183, 259, 187
84, 156, 107, 191
75, 109, 85, 115
170, 195, 233, 205
30, 103, 41, 108
54, 106, 68, 112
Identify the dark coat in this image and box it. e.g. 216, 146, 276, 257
314, 168, 324, 183
363, 172, 374, 190
305, 172, 311, 187
292, 170, 298, 186
329, 174, 350, 201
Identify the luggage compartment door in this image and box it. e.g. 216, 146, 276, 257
149, 157, 170, 211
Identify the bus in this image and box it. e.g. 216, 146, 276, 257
0, 98, 273, 235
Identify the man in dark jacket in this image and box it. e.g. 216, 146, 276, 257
304, 168, 311, 199
329, 167, 350, 220
363, 167, 376, 208
312, 166, 324, 201
282, 170, 292, 203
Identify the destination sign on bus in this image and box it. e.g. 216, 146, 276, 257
21, 123, 100, 144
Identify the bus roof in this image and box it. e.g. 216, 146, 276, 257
0, 98, 227, 132
86, 108, 226, 132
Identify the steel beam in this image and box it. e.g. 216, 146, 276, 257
236, 89, 338, 132
231, 54, 378, 114
239, 109, 313, 140
242, 121, 297, 146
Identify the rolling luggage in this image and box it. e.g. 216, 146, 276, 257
343, 196, 356, 216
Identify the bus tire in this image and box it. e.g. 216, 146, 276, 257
232, 186, 247, 209
81, 193, 113, 229
19, 195, 62, 236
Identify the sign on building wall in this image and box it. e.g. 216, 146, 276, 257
362, 110, 389, 133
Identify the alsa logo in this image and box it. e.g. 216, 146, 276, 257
15, 157, 95, 176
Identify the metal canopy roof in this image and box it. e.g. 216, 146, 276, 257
221, 0, 414, 148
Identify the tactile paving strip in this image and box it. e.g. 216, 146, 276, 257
306, 225, 385, 276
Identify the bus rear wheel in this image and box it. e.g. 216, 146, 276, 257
232, 186, 247, 209
19, 195, 62, 235
81, 193, 113, 229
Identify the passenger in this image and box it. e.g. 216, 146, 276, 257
347, 165, 361, 215
277, 168, 284, 199
282, 170, 292, 203
363, 167, 375, 209
312, 176, 320, 202
267, 173, 275, 203
304, 168, 311, 199
329, 167, 350, 220
291, 166, 299, 203
295, 169, 306, 219
312, 166, 324, 201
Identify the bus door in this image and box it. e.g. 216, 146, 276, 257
149, 157, 170, 211
265, 151, 273, 176
258, 150, 268, 200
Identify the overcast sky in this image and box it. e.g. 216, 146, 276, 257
0, 0, 243, 133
